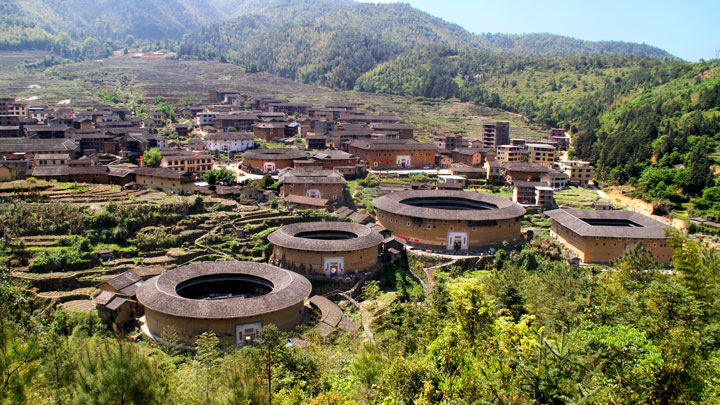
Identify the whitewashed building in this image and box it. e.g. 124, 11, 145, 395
204, 132, 255, 153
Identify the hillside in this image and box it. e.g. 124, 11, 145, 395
2, 0, 674, 58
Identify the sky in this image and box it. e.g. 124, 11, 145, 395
357, 0, 719, 61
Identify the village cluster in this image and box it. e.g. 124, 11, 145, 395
0, 92, 674, 348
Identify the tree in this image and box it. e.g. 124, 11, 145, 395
0, 320, 38, 404
685, 139, 714, 195
252, 325, 288, 405
142, 147, 162, 168
203, 168, 237, 187
73, 338, 166, 404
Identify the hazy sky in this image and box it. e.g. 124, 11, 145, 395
358, 0, 718, 61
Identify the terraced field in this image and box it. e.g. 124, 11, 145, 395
0, 50, 549, 139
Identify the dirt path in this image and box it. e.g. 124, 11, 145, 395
602, 187, 686, 230
338, 292, 375, 343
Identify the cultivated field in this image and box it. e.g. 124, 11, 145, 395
0, 51, 548, 140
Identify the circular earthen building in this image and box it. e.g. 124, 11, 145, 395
372, 190, 526, 252
136, 261, 311, 348
268, 221, 384, 276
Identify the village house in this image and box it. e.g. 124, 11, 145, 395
484, 160, 504, 182
0, 138, 78, 160
306, 135, 328, 150
0, 126, 22, 137
496, 145, 523, 163
556, 160, 595, 184
278, 168, 347, 203
436, 175, 466, 190
310, 150, 361, 175
348, 139, 436, 170
268, 103, 312, 116
94, 270, 144, 326
31, 165, 111, 184
451, 147, 494, 166
134, 167, 196, 194
447, 165, 484, 180
0, 98, 26, 116
213, 113, 257, 132
203, 132, 255, 153
435, 151, 454, 168
281, 194, 332, 211
240, 148, 309, 173
541, 169, 569, 190
369, 123, 415, 139
0, 160, 29, 181
513, 181, 555, 207
32, 153, 69, 167
527, 143, 557, 166
328, 128, 374, 151
501, 162, 552, 183
149, 150, 213, 174
254, 122, 286, 141
433, 134, 467, 150
546, 209, 673, 264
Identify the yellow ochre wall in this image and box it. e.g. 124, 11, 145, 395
376, 209, 522, 248
144, 302, 305, 347
550, 221, 673, 264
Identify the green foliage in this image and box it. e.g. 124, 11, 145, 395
73, 337, 166, 404
203, 168, 237, 187
142, 147, 162, 168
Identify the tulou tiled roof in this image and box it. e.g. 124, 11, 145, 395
136, 261, 311, 319
545, 209, 670, 239
268, 221, 384, 252
373, 189, 526, 221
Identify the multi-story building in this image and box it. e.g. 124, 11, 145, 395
197, 112, 217, 127
370, 123, 415, 139
240, 148, 309, 173
254, 122, 286, 141
134, 167, 196, 194
348, 139, 436, 169
213, 114, 257, 132
140, 150, 212, 174
278, 168, 346, 203
481, 121, 510, 149
0, 98, 26, 116
434, 135, 461, 150
557, 160, 595, 184
204, 132, 255, 153
513, 181, 555, 207
496, 145, 523, 163
541, 169, 569, 190
527, 143, 557, 166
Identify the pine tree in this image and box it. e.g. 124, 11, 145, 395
73, 338, 166, 405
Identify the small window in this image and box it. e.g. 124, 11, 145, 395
427, 225, 431, 229
407, 222, 410, 226
472, 227, 476, 231
449, 226, 454, 231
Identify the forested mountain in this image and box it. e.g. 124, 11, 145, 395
3, 0, 717, 217
2, 0, 674, 57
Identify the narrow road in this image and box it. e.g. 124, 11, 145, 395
588, 182, 609, 200
338, 292, 375, 343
